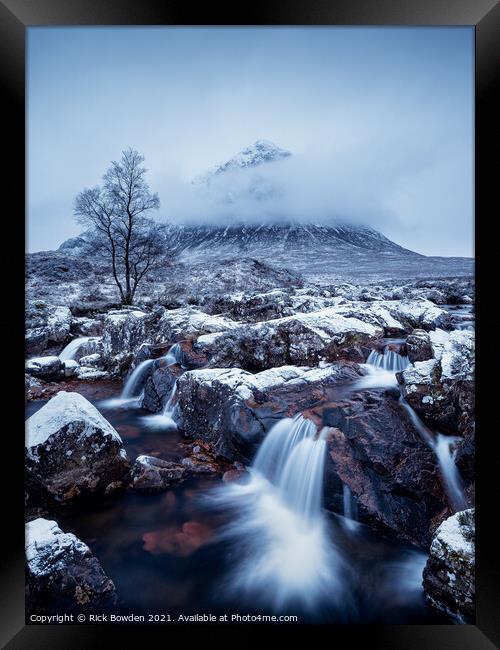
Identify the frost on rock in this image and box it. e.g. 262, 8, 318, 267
26, 301, 72, 355
440, 330, 474, 381
25, 356, 62, 379
423, 509, 475, 622
102, 308, 157, 370
200, 307, 383, 371
399, 359, 439, 387
156, 306, 238, 339
26, 518, 117, 613
429, 328, 451, 361
26, 392, 129, 503
176, 363, 362, 460
26, 391, 121, 449
130, 455, 187, 492
398, 329, 474, 439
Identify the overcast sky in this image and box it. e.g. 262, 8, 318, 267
27, 27, 474, 256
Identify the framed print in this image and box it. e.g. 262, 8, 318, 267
1, 0, 499, 646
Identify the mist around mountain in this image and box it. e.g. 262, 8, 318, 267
56, 139, 473, 281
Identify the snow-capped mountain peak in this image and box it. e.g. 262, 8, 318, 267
195, 140, 292, 184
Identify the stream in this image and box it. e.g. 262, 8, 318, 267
26, 356, 450, 623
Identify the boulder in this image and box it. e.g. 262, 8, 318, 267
26, 391, 129, 503
405, 329, 433, 362
130, 455, 187, 492
202, 288, 343, 323
78, 353, 102, 367
26, 518, 117, 614
155, 306, 238, 341
397, 330, 474, 437
176, 363, 363, 460
196, 308, 383, 371
321, 391, 448, 547
74, 367, 110, 381
25, 356, 62, 379
141, 361, 182, 413
62, 359, 79, 378
26, 301, 72, 355
102, 308, 160, 371
423, 509, 475, 622
333, 299, 450, 334
70, 317, 104, 337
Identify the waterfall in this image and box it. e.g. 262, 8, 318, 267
58, 337, 91, 361
162, 381, 178, 418
208, 415, 345, 609
342, 484, 358, 531
121, 343, 181, 401
121, 359, 154, 399
399, 399, 466, 512
138, 345, 181, 428
366, 349, 409, 372
355, 348, 409, 389
163, 343, 184, 367
434, 433, 467, 512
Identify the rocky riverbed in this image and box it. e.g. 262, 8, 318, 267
25, 259, 475, 623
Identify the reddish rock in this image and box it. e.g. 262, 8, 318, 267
143, 521, 213, 557
318, 391, 449, 547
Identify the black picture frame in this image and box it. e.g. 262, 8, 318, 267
2, 0, 498, 646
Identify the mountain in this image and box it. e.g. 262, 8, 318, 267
57, 140, 474, 280
194, 139, 291, 185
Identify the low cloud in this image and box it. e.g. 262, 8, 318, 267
158, 141, 435, 232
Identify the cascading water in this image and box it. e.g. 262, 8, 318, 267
342, 484, 358, 531
208, 415, 346, 609
354, 347, 409, 389
139, 346, 182, 428
163, 343, 184, 367
162, 382, 177, 416
399, 399, 466, 512
58, 337, 91, 361
121, 359, 154, 399
359, 348, 466, 512
100, 344, 181, 411
434, 434, 467, 512
366, 349, 409, 372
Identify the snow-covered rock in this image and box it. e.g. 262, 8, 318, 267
423, 509, 475, 622
26, 301, 72, 355
405, 329, 433, 362
78, 353, 102, 367
102, 308, 159, 371
70, 316, 104, 337
26, 518, 117, 613
199, 308, 383, 371
26, 392, 129, 503
74, 367, 110, 380
25, 356, 62, 379
130, 455, 187, 492
440, 330, 475, 381
62, 359, 79, 378
156, 306, 238, 341
176, 363, 362, 460
397, 330, 474, 478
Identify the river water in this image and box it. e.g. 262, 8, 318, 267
26, 379, 448, 624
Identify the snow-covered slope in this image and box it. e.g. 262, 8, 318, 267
195, 139, 291, 184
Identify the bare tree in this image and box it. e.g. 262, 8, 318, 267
75, 148, 161, 304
